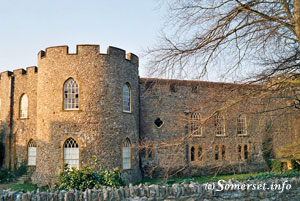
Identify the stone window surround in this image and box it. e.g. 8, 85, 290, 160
27, 139, 36, 166
61, 136, 81, 169
122, 82, 132, 113
19, 93, 29, 119
214, 144, 227, 161
237, 114, 248, 136
215, 113, 226, 136
190, 112, 202, 136
122, 137, 132, 170
189, 144, 205, 163
63, 78, 79, 111
237, 143, 250, 161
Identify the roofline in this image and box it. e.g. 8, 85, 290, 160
139, 77, 259, 88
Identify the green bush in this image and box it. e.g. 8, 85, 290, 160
271, 159, 282, 172
0, 163, 27, 184
291, 159, 300, 171
0, 141, 5, 167
0, 169, 15, 183
57, 156, 123, 190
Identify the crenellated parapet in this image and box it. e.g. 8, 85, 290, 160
12, 66, 38, 78
38, 44, 139, 66
0, 71, 13, 80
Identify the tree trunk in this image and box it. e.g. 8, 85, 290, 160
294, 0, 300, 43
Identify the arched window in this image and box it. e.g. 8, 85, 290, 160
191, 112, 201, 136
28, 140, 36, 166
237, 114, 246, 135
190, 146, 195, 161
20, 94, 28, 118
122, 138, 132, 169
123, 83, 131, 112
215, 113, 225, 136
63, 138, 79, 169
63, 78, 79, 110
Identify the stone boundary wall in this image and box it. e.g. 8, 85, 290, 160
1, 177, 299, 201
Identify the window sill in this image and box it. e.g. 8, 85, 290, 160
215, 135, 227, 137
19, 117, 29, 120
61, 109, 82, 112
237, 134, 248, 137
192, 135, 203, 137
190, 161, 205, 165
123, 110, 132, 114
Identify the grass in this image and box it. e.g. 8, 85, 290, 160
138, 170, 300, 185
5, 182, 48, 192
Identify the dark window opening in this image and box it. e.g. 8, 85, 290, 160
244, 145, 248, 160
215, 145, 219, 160
170, 84, 177, 92
154, 118, 164, 128
238, 145, 242, 160
191, 85, 198, 93
191, 146, 195, 161
221, 145, 226, 160
197, 147, 202, 161
145, 81, 154, 90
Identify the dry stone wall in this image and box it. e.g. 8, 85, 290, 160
1, 177, 300, 201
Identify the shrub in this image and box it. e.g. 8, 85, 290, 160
0, 141, 5, 167
291, 159, 300, 171
57, 156, 122, 190
0, 163, 27, 184
0, 169, 15, 183
271, 159, 282, 172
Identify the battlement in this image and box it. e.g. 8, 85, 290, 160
12, 66, 38, 77
38, 44, 138, 65
0, 71, 13, 80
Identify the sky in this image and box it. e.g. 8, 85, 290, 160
0, 0, 165, 77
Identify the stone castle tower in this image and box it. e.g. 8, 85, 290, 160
1, 45, 142, 184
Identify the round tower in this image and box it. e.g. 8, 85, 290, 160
33, 44, 142, 185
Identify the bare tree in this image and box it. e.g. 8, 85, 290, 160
147, 1, 299, 99
142, 0, 300, 178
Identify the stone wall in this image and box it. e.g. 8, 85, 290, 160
33, 45, 141, 185
139, 78, 299, 178
0, 71, 13, 169
1, 177, 299, 200
12, 67, 38, 168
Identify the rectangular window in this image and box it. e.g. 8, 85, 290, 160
190, 144, 204, 162
237, 144, 250, 160
215, 144, 226, 161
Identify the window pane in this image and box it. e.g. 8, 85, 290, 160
64, 138, 79, 169
123, 83, 131, 112
63, 78, 79, 110
20, 94, 28, 118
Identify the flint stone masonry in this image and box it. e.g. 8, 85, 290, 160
0, 44, 299, 186
1, 177, 300, 201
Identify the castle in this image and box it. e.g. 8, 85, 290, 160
0, 44, 298, 185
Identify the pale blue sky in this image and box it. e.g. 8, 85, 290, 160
0, 0, 164, 77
